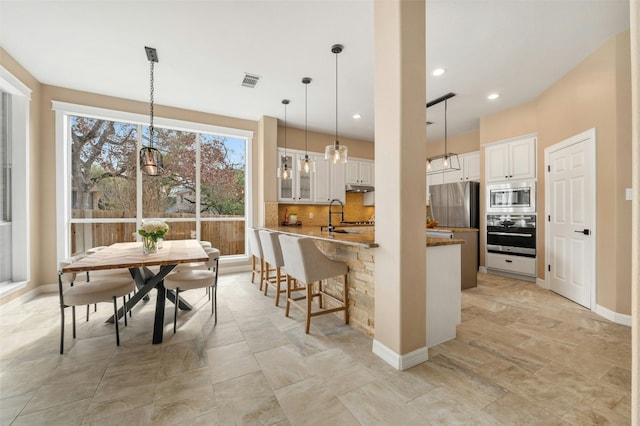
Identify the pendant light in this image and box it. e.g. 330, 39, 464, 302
426, 92, 460, 175
325, 44, 348, 164
140, 46, 164, 176
277, 99, 292, 180
299, 77, 315, 173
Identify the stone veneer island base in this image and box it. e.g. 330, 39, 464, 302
264, 226, 463, 345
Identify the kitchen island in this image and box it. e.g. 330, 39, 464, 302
264, 225, 464, 346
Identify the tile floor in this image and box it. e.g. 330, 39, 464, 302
0, 272, 631, 425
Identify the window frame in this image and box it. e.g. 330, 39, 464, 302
53, 101, 253, 264
0, 65, 31, 294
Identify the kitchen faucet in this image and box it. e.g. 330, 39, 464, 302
327, 199, 344, 231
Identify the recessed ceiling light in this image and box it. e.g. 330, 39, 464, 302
487, 93, 500, 100
352, 113, 362, 119
432, 68, 446, 77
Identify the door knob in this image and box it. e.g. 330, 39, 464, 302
574, 229, 591, 235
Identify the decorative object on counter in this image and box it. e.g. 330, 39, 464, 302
139, 46, 164, 176
325, 44, 348, 164
427, 219, 438, 228
277, 99, 292, 180
288, 211, 298, 225
299, 77, 315, 173
426, 92, 460, 174
138, 220, 169, 254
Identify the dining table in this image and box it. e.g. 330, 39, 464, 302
61, 239, 208, 344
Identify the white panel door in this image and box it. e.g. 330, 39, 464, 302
547, 135, 594, 308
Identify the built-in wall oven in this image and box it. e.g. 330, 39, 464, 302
486, 214, 536, 257
486, 181, 536, 214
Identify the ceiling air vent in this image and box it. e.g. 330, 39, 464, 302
241, 73, 261, 88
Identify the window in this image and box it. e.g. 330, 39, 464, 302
0, 91, 12, 284
0, 66, 30, 293
54, 102, 252, 261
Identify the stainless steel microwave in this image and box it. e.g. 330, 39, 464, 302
486, 181, 536, 213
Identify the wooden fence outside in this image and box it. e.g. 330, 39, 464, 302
71, 210, 246, 256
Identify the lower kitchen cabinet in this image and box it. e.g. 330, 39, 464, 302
486, 252, 536, 277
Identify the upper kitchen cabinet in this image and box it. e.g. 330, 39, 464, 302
314, 154, 346, 204
277, 148, 314, 203
442, 151, 480, 183
485, 137, 536, 182
346, 159, 374, 185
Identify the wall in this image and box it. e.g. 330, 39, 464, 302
480, 32, 632, 315
426, 128, 480, 158
277, 126, 374, 159
0, 48, 42, 305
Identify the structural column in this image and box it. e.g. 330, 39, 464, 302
256, 116, 278, 227
372, 0, 428, 369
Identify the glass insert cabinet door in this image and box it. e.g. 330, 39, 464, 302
278, 154, 294, 200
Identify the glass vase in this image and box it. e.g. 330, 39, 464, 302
142, 235, 158, 255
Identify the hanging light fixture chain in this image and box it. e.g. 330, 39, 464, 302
444, 98, 448, 155
149, 60, 155, 148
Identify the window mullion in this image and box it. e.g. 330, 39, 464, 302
196, 133, 201, 239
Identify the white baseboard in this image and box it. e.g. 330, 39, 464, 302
478, 266, 487, 274
536, 277, 548, 289
372, 339, 428, 370
595, 304, 632, 327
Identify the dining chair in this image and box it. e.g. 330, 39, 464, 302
164, 247, 220, 332
258, 230, 287, 306
58, 258, 135, 354
278, 234, 349, 334
247, 228, 265, 288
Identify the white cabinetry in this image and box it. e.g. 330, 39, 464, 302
485, 137, 536, 182
346, 159, 374, 185
486, 252, 536, 277
277, 149, 314, 203
442, 151, 480, 183
314, 155, 346, 204
426, 151, 479, 204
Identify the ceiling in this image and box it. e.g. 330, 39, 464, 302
0, 1, 630, 144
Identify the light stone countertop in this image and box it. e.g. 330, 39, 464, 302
263, 226, 465, 248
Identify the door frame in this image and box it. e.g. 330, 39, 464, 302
544, 128, 597, 310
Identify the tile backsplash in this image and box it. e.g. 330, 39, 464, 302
278, 192, 375, 227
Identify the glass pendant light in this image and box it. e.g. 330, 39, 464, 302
325, 44, 348, 164
299, 77, 315, 173
277, 99, 292, 180
426, 92, 460, 174
139, 46, 164, 176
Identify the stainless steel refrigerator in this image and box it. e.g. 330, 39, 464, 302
429, 181, 480, 289
430, 181, 480, 228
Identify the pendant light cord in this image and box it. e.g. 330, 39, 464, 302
335, 49, 338, 145
444, 98, 448, 156
305, 82, 308, 155
149, 60, 155, 149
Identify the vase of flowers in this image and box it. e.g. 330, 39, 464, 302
138, 220, 170, 254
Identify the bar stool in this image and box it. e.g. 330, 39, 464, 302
258, 230, 287, 306
278, 235, 349, 334
248, 228, 265, 288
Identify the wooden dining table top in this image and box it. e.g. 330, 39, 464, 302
62, 240, 208, 273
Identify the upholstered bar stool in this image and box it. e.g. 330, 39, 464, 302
278, 235, 349, 334
58, 258, 135, 354
164, 247, 221, 331
258, 230, 287, 306
248, 228, 265, 288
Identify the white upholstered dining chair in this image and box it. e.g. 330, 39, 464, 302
58, 257, 135, 354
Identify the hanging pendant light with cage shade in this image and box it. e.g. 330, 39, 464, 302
139, 46, 164, 176
299, 77, 315, 173
277, 99, 292, 180
325, 44, 348, 164
426, 92, 460, 175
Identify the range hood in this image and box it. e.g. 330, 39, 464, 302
345, 184, 375, 193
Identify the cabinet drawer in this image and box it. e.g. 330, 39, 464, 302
486, 252, 536, 276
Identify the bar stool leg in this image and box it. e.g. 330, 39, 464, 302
113, 297, 120, 346
305, 283, 312, 334
173, 288, 179, 334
